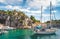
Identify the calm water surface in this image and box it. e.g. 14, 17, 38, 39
0, 29, 60, 39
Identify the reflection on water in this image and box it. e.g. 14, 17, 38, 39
0, 29, 60, 39
31, 34, 57, 39
31, 29, 60, 39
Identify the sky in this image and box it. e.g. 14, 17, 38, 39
0, 0, 60, 22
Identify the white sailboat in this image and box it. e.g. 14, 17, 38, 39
34, 2, 56, 35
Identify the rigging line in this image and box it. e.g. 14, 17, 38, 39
53, 11, 57, 24
51, 4, 57, 25
52, 6, 56, 20
50, 2, 57, 26
53, 12, 56, 20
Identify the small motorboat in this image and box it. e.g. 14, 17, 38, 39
0, 32, 3, 34
0, 30, 8, 34
2, 26, 16, 31
1, 30, 8, 33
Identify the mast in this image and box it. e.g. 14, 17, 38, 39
50, 1, 52, 26
41, 6, 43, 26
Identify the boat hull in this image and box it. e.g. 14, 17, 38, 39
34, 32, 55, 35
34, 29, 56, 35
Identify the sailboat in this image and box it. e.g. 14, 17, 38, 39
34, 2, 56, 35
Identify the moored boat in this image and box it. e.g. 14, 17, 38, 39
33, 2, 57, 35
34, 28, 56, 35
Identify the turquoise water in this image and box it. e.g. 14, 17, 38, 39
0, 29, 60, 39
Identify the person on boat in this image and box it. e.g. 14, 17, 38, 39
49, 26, 51, 29
40, 28, 46, 31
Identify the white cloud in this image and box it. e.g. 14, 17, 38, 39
52, 10, 57, 13
42, 14, 54, 17
19, 8, 41, 13
17, 0, 23, 2
27, 0, 59, 11
5, 5, 12, 9
0, 0, 23, 5
0, 0, 5, 3
5, 5, 21, 10
13, 6, 20, 10
19, 8, 30, 12
4, 5, 41, 14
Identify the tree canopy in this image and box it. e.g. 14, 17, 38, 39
30, 15, 40, 23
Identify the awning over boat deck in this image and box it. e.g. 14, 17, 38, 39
35, 25, 42, 29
